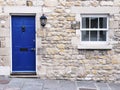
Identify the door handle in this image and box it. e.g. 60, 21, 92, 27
31, 48, 36, 51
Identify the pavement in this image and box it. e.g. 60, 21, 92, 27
0, 77, 120, 90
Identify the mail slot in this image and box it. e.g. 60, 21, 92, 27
20, 48, 28, 51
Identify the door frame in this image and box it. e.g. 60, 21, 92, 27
10, 13, 37, 74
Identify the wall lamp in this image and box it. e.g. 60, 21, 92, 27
40, 14, 47, 27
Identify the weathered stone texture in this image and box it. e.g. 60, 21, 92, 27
0, 0, 120, 83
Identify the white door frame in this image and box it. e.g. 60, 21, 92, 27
10, 13, 38, 74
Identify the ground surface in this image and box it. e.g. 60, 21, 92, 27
0, 77, 120, 90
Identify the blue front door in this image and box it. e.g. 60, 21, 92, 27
12, 16, 36, 73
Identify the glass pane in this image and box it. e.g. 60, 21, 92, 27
82, 31, 89, 41
90, 31, 97, 41
99, 31, 106, 41
91, 17, 98, 28
99, 17, 107, 28
82, 17, 89, 28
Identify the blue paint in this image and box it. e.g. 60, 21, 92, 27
12, 16, 36, 72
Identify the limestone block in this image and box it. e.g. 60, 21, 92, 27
55, 8, 64, 13
77, 67, 86, 77
36, 0, 44, 6
71, 7, 119, 14
65, 2, 73, 7
52, 36, 63, 41
109, 20, 119, 29
57, 44, 65, 49
0, 41, 5, 48
114, 0, 120, 6
66, 16, 75, 21
37, 66, 47, 77
0, 30, 9, 37
36, 37, 41, 48
100, 1, 113, 6
37, 30, 44, 37
102, 65, 113, 70
37, 55, 41, 61
93, 65, 101, 70
111, 55, 120, 64
85, 74, 93, 80
59, 0, 66, 6
0, 56, 10, 66
0, 0, 4, 6
99, 59, 106, 64
71, 37, 80, 46
45, 0, 58, 7
90, 0, 99, 7
26, 0, 33, 6
0, 48, 10, 55
0, 66, 10, 75
65, 9, 71, 13
0, 37, 5, 41
81, 1, 91, 6
74, 1, 81, 6
0, 6, 2, 13
5, 37, 10, 48
46, 48, 59, 54
54, 55, 63, 59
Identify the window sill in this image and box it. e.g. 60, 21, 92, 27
78, 43, 112, 50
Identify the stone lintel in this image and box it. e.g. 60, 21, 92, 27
71, 6, 119, 14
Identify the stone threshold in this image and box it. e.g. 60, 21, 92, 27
10, 72, 39, 78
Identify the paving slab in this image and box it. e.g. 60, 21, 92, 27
0, 76, 10, 84
95, 82, 110, 90
0, 78, 120, 90
43, 80, 60, 89
22, 86, 42, 90
76, 81, 96, 89
3, 87, 20, 90
109, 83, 120, 90
58, 80, 76, 90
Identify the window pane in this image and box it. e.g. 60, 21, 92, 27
90, 31, 97, 41
99, 17, 107, 28
91, 17, 98, 28
82, 17, 89, 28
99, 31, 106, 41
82, 31, 89, 41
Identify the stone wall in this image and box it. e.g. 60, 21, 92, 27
0, 0, 120, 82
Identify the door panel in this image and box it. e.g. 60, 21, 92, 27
12, 16, 36, 72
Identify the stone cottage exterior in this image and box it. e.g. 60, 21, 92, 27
0, 0, 120, 82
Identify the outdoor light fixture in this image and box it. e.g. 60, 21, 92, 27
40, 14, 47, 27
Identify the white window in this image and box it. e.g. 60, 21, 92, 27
78, 14, 112, 49
81, 15, 108, 42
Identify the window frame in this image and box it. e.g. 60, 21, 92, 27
80, 14, 109, 43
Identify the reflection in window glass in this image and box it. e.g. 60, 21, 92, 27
99, 31, 106, 41
82, 17, 89, 28
81, 15, 108, 42
91, 17, 98, 28
82, 31, 89, 41
90, 31, 97, 41
99, 18, 107, 28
